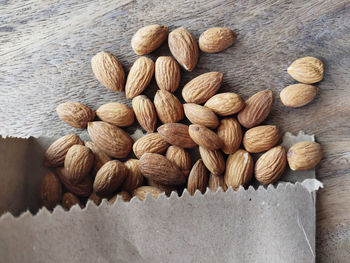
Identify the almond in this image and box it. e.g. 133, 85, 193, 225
216, 118, 242, 154
237, 89, 273, 128
287, 56, 324, 84
62, 192, 83, 210
87, 121, 133, 158
93, 160, 128, 197
182, 72, 223, 104
255, 146, 287, 185
56, 102, 95, 128
183, 103, 219, 129
280, 84, 318, 108
187, 159, 209, 195
199, 147, 225, 176
188, 124, 223, 150
243, 125, 281, 153
133, 186, 163, 200
287, 141, 323, 171
132, 95, 157, 133
139, 153, 186, 186
56, 167, 92, 197
199, 27, 237, 53
147, 179, 178, 196
131, 25, 169, 55
204, 92, 245, 116
154, 90, 184, 123
96, 102, 135, 127
39, 172, 62, 210
208, 173, 227, 192
84, 141, 112, 176
133, 133, 169, 159
88, 192, 102, 206
165, 146, 191, 177
122, 159, 144, 193
91, 51, 125, 92
155, 56, 181, 93
168, 27, 198, 71
157, 123, 197, 148
225, 149, 253, 190
109, 191, 131, 204
44, 134, 83, 167
125, 57, 155, 98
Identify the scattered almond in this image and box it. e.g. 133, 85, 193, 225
133, 186, 163, 200
187, 159, 209, 195
133, 133, 169, 159
155, 56, 181, 93
280, 84, 318, 108
56, 167, 92, 197
165, 146, 191, 177
243, 125, 281, 153
84, 141, 112, 176
96, 102, 135, 127
183, 103, 219, 129
157, 123, 197, 148
216, 118, 242, 154
39, 172, 62, 210
199, 147, 225, 176
122, 159, 144, 193
188, 124, 223, 150
287, 141, 323, 171
287, 56, 324, 84
204, 92, 245, 116
132, 95, 157, 133
56, 102, 95, 128
208, 173, 227, 192
62, 192, 83, 210
199, 27, 237, 53
154, 90, 184, 123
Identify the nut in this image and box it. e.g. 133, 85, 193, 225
56, 102, 95, 128
109, 191, 131, 204
183, 103, 219, 129
243, 125, 281, 153
188, 124, 223, 150
122, 159, 144, 193
216, 118, 242, 154
199, 146, 225, 176
96, 102, 135, 127
132, 95, 157, 133
133, 133, 169, 159
155, 56, 181, 93
39, 172, 62, 210
84, 141, 112, 176
62, 192, 83, 210
157, 123, 197, 148
56, 167, 92, 197
199, 27, 237, 53
88, 192, 102, 206
208, 173, 227, 192
287, 141, 323, 171
133, 186, 163, 200
165, 146, 191, 177
187, 159, 209, 195
280, 84, 318, 108
154, 90, 184, 124
148, 180, 178, 196
204, 92, 245, 116
287, 56, 324, 84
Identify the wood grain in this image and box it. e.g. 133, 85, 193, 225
1, 0, 350, 261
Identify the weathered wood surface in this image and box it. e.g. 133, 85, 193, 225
1, 0, 350, 261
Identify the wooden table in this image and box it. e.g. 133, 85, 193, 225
1, 1, 349, 261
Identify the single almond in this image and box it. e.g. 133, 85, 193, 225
237, 89, 274, 128
88, 192, 102, 206
165, 146, 191, 177
182, 72, 223, 104
255, 146, 287, 185
204, 92, 245, 116
91, 51, 125, 92
132, 95, 157, 133
216, 118, 242, 154
154, 90, 184, 124
199, 146, 225, 176
133, 133, 169, 159
109, 191, 131, 204
44, 134, 83, 167
56, 102, 95, 128
87, 121, 133, 158
187, 159, 209, 195
243, 125, 281, 153
122, 159, 144, 193
287, 56, 324, 84
199, 27, 237, 53
287, 141, 323, 171
208, 173, 227, 192
139, 153, 186, 186
188, 124, 223, 150
147, 179, 178, 196
280, 84, 318, 108
133, 186, 163, 200
125, 57, 155, 98
155, 56, 181, 93
84, 141, 112, 176
93, 160, 128, 197
96, 102, 135, 127
39, 172, 62, 210
131, 25, 169, 55
157, 123, 197, 148
62, 192, 83, 210
168, 27, 198, 71
56, 167, 92, 197
183, 103, 219, 129
225, 149, 253, 190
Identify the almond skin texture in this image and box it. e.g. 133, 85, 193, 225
133, 186, 163, 200
217, 118, 242, 154
131, 25, 169, 55
287, 56, 324, 84
243, 125, 281, 153
157, 123, 197, 148
122, 159, 144, 193
204, 92, 245, 116
125, 57, 155, 98
109, 191, 131, 204
87, 121, 133, 159
44, 134, 83, 167
62, 192, 83, 210
91, 51, 125, 92
96, 102, 135, 127
188, 124, 223, 150
199, 147, 225, 176
139, 153, 187, 186
39, 172, 62, 210
166, 146, 191, 177
225, 149, 253, 190
199, 27, 237, 53
183, 103, 219, 129
132, 95, 157, 133
154, 90, 184, 124
187, 160, 209, 195
168, 27, 198, 71
155, 56, 181, 93
93, 160, 128, 197
84, 141, 112, 176
182, 72, 223, 104
237, 89, 274, 128
280, 84, 318, 108
56, 102, 95, 128
88, 192, 102, 206
133, 133, 169, 159
255, 146, 287, 185
56, 167, 92, 197
208, 173, 227, 192
287, 141, 323, 171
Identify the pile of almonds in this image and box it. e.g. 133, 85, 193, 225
39, 25, 324, 211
